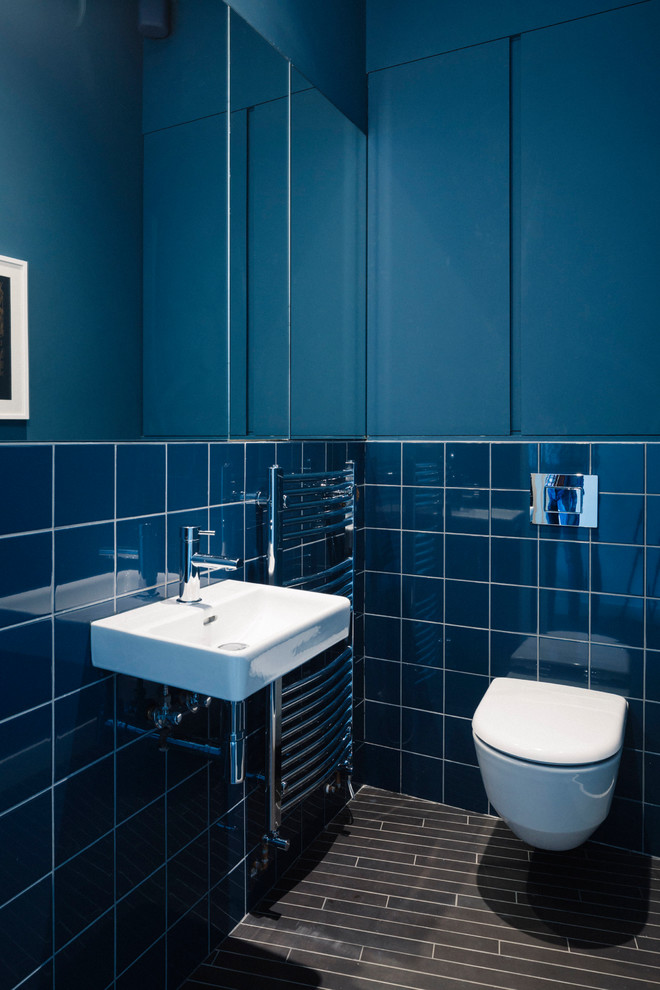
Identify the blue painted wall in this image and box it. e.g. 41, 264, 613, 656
226, 0, 367, 131
0, 438, 363, 990
0, 0, 143, 442
366, 0, 660, 437
367, 0, 646, 71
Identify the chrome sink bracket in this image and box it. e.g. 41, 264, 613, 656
228, 700, 246, 785
263, 677, 289, 850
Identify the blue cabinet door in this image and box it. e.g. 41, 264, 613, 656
367, 41, 510, 437
519, 2, 660, 435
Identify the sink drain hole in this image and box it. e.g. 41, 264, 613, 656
219, 642, 248, 652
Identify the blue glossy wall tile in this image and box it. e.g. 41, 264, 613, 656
54, 603, 114, 697
0, 619, 52, 720
365, 442, 401, 485
444, 715, 478, 766
402, 486, 443, 532
402, 575, 443, 624
594, 494, 644, 545
0, 791, 51, 906
446, 443, 489, 488
490, 630, 537, 679
445, 670, 488, 719
0, 877, 52, 989
539, 588, 589, 640
402, 708, 443, 759
491, 537, 537, 586
365, 571, 400, 617
400, 751, 443, 803
403, 443, 444, 486
445, 625, 488, 675
491, 490, 532, 538
591, 593, 644, 649
402, 663, 443, 712
54, 755, 114, 866
539, 442, 589, 475
364, 484, 401, 528
245, 443, 277, 498
592, 443, 644, 494
539, 636, 588, 687
0, 532, 52, 629
54, 523, 115, 612
365, 700, 400, 747
210, 442, 245, 503
592, 543, 643, 597
403, 531, 443, 578
54, 832, 115, 950
539, 540, 589, 591
55, 910, 115, 990
0, 445, 52, 536
445, 488, 489, 535
591, 643, 643, 699
54, 679, 114, 780
491, 442, 537, 490
116, 515, 166, 595
445, 534, 488, 582
444, 579, 489, 629
168, 444, 209, 511
117, 443, 166, 518
365, 528, 400, 573
365, 657, 400, 704
0, 707, 51, 814
401, 619, 443, 667
55, 444, 114, 527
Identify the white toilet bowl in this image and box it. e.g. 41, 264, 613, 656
472, 678, 627, 851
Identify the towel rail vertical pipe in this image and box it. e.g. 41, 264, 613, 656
263, 461, 354, 850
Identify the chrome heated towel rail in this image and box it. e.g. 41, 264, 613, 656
264, 463, 355, 849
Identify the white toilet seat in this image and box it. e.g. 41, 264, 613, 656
472, 678, 628, 851
472, 677, 627, 765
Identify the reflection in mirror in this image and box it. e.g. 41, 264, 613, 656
290, 77, 366, 438
229, 10, 290, 437
142, 2, 229, 436
141, 4, 366, 440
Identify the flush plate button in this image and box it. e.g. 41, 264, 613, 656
530, 473, 598, 528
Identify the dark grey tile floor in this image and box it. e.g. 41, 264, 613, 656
183, 786, 660, 989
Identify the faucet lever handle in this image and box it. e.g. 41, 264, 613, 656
198, 529, 215, 537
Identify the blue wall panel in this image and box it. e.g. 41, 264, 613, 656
367, 0, 645, 72
290, 88, 367, 437
0, 0, 142, 441
367, 42, 510, 437
519, 3, 660, 435
143, 118, 228, 436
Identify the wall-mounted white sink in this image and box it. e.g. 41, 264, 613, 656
91, 580, 350, 701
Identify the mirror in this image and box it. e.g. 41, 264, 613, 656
143, 6, 366, 440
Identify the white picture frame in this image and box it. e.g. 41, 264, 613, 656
0, 254, 29, 420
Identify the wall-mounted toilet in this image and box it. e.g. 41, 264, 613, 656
472, 678, 627, 851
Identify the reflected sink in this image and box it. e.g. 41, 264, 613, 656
91, 580, 350, 701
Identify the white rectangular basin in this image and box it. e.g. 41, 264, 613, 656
91, 580, 350, 701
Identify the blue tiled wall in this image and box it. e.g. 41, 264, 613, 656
0, 439, 362, 990
358, 441, 660, 857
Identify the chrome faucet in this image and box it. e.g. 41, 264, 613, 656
178, 525, 243, 604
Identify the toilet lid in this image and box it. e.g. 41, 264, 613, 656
472, 678, 627, 765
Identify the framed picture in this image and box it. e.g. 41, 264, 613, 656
0, 255, 29, 419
